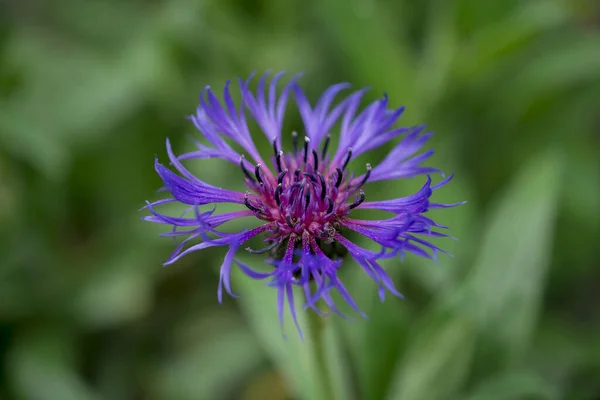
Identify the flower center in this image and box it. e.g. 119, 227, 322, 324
240, 133, 370, 241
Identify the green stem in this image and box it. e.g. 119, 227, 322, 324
306, 308, 334, 400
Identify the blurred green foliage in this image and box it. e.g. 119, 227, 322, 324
1, 0, 599, 399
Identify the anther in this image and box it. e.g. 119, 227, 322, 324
303, 136, 310, 164
342, 148, 353, 170
239, 155, 256, 183
355, 163, 372, 189
254, 164, 263, 185
322, 134, 331, 159
272, 139, 283, 173
244, 192, 263, 213
275, 184, 282, 206
305, 192, 311, 210
291, 178, 306, 190
348, 190, 365, 210
294, 169, 301, 180
312, 149, 319, 172
335, 168, 343, 188
317, 171, 326, 200
304, 173, 318, 183
292, 131, 298, 154
276, 150, 284, 173
326, 197, 334, 214
246, 241, 279, 254
277, 169, 288, 186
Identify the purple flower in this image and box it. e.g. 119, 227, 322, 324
143, 72, 462, 339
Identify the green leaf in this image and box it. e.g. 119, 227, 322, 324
70, 250, 154, 328
153, 318, 264, 400
414, 0, 459, 116
322, 318, 355, 400
492, 35, 600, 123
461, 370, 558, 400
461, 149, 563, 362
8, 328, 100, 400
456, 1, 568, 79
385, 312, 476, 400
0, 27, 170, 179
316, 0, 416, 115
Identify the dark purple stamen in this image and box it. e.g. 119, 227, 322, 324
291, 178, 306, 190
304, 173, 318, 183
303, 136, 310, 164
277, 169, 288, 185
272, 138, 283, 173
312, 149, 319, 172
239, 155, 256, 183
317, 172, 326, 200
276, 151, 284, 173
321, 134, 330, 159
348, 190, 365, 210
342, 148, 353, 170
275, 184, 282, 206
326, 197, 334, 214
244, 193, 264, 213
254, 164, 264, 185
354, 163, 372, 190
335, 168, 343, 188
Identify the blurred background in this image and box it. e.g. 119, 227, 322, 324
1, 0, 599, 399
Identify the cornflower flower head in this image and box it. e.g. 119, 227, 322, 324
143, 72, 462, 339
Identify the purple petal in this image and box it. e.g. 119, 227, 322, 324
155, 159, 245, 206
